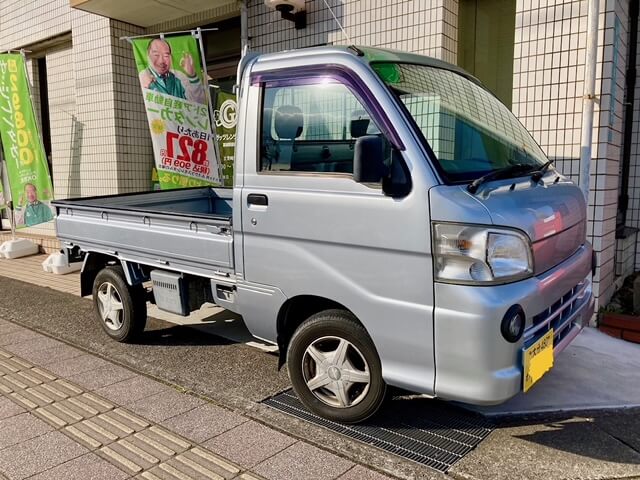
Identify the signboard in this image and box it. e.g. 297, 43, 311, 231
131, 34, 221, 189
214, 90, 237, 187
0, 53, 54, 228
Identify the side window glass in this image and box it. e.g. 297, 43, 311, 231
260, 81, 387, 176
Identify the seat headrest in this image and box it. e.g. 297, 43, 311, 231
275, 105, 304, 140
350, 110, 370, 138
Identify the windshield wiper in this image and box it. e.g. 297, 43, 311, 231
531, 160, 553, 182
467, 163, 537, 194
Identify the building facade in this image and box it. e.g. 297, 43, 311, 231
0, 0, 638, 310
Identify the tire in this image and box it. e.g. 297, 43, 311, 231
92, 266, 147, 343
287, 309, 386, 424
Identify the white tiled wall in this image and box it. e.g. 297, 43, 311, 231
0, 0, 70, 51
71, 11, 120, 197
512, 0, 588, 183
615, 231, 637, 277
248, 0, 459, 63
108, 20, 154, 194
48, 45, 78, 199
513, 0, 631, 307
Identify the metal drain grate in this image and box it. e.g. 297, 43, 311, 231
262, 390, 494, 473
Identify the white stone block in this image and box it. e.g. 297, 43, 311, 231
41, 252, 82, 275
0, 239, 39, 259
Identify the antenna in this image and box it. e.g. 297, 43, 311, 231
321, 0, 351, 44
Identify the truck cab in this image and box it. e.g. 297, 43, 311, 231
54, 46, 594, 424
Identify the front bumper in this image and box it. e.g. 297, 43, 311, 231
433, 243, 594, 405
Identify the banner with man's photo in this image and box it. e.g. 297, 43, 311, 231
131, 34, 221, 189
0, 53, 54, 228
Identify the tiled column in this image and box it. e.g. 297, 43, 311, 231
592, 0, 630, 302
71, 12, 153, 197
71, 12, 120, 197
624, 6, 640, 268
110, 20, 154, 194
248, 0, 459, 62
48, 45, 78, 199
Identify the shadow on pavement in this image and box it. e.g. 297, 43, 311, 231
511, 417, 640, 464
135, 323, 235, 347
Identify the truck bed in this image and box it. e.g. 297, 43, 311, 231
53, 188, 234, 277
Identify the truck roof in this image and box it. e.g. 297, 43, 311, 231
249, 45, 482, 87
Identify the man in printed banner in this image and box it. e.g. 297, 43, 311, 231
139, 38, 206, 104
15, 183, 53, 227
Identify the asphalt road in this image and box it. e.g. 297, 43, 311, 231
2, 276, 640, 480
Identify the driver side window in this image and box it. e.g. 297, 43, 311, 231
259, 81, 389, 176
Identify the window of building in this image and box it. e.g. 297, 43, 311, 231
458, 0, 516, 109
202, 17, 241, 93
36, 57, 52, 174
259, 81, 387, 175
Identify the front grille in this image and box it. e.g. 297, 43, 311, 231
524, 280, 589, 349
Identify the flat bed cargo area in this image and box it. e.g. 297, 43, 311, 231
53, 187, 234, 277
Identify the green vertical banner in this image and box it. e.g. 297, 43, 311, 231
0, 163, 6, 210
214, 90, 236, 187
131, 34, 221, 189
0, 53, 54, 228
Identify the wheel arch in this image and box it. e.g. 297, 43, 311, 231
80, 252, 119, 297
276, 295, 364, 368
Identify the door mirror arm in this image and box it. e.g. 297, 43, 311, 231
382, 148, 412, 198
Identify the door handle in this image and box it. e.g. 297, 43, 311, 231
247, 193, 269, 206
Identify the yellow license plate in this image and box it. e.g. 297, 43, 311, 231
523, 329, 554, 392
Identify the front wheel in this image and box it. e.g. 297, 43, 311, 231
92, 266, 147, 343
287, 310, 386, 424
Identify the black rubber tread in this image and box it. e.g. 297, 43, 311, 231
287, 309, 386, 424
92, 266, 147, 343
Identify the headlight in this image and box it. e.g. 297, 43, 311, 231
433, 223, 533, 284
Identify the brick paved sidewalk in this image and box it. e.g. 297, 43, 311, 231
0, 318, 393, 480
0, 255, 79, 296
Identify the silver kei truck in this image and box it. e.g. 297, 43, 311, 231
53, 46, 595, 424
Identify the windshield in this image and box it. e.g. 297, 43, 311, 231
372, 62, 548, 182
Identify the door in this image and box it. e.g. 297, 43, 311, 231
240, 71, 436, 393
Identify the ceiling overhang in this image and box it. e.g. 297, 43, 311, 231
70, 0, 236, 27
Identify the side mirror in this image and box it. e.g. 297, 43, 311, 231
353, 135, 388, 183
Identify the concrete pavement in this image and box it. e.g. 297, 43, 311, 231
0, 318, 394, 480
1, 256, 640, 479
467, 327, 640, 417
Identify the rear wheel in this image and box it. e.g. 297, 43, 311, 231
92, 266, 147, 342
287, 310, 386, 424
